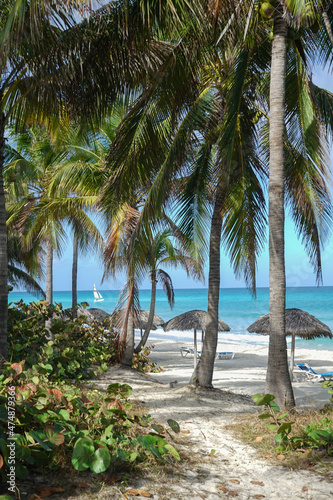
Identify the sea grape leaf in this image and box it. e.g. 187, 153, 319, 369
28, 430, 52, 451
10, 362, 23, 375
107, 383, 132, 399
15, 463, 29, 479
151, 424, 165, 434
117, 448, 129, 461
58, 409, 70, 421
44, 426, 65, 446
252, 394, 276, 406
90, 447, 111, 473
167, 419, 180, 433
72, 437, 95, 471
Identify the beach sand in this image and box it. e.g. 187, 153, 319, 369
89, 337, 333, 500
146, 338, 333, 410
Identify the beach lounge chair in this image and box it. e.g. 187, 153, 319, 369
180, 347, 201, 358
216, 351, 235, 360
296, 363, 333, 383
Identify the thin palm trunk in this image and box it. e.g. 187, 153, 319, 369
72, 234, 78, 318
121, 267, 135, 366
134, 272, 157, 353
122, 314, 135, 366
193, 181, 226, 386
266, 5, 295, 409
45, 238, 54, 339
0, 107, 8, 364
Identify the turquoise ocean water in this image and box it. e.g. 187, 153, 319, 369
8, 286, 333, 351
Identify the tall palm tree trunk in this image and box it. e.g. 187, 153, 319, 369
45, 238, 54, 339
121, 267, 135, 366
134, 272, 157, 353
0, 107, 8, 363
266, 4, 295, 409
72, 234, 78, 318
194, 182, 226, 386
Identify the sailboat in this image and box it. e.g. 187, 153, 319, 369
93, 284, 104, 302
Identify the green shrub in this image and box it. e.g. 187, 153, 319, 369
253, 393, 333, 455
132, 345, 163, 373
8, 300, 116, 382
0, 362, 180, 482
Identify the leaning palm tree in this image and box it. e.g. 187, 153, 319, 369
103, 209, 204, 364
134, 228, 204, 353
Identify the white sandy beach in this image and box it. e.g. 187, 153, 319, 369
141, 331, 333, 410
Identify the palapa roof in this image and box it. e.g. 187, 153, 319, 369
110, 309, 164, 330
136, 310, 164, 330
247, 308, 332, 340
163, 309, 230, 332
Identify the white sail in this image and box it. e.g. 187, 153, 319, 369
93, 284, 104, 302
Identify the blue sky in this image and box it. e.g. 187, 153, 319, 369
48, 65, 333, 291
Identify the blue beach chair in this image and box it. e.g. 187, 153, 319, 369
296, 363, 333, 382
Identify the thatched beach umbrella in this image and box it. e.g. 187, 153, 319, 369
247, 308, 332, 378
110, 310, 164, 336
135, 311, 164, 337
136, 310, 164, 330
163, 310, 231, 367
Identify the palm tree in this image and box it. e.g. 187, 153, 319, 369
6, 124, 103, 317
257, 0, 333, 408
134, 228, 203, 353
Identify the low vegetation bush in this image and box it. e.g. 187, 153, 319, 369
252, 387, 333, 457
0, 361, 180, 484
1, 301, 178, 492
8, 300, 116, 382
132, 345, 163, 373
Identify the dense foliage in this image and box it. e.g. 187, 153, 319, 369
8, 300, 115, 380
0, 361, 180, 482
0, 301, 179, 485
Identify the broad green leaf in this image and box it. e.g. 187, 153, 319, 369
72, 437, 95, 471
164, 443, 180, 461
90, 447, 111, 473
44, 346, 53, 356
277, 413, 288, 420
15, 463, 29, 479
252, 394, 275, 406
258, 413, 272, 419
117, 448, 129, 461
267, 423, 279, 431
107, 383, 132, 399
28, 431, 52, 451
15, 445, 31, 461
58, 409, 70, 421
129, 452, 138, 462
269, 401, 280, 412
277, 422, 294, 434
151, 424, 165, 434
